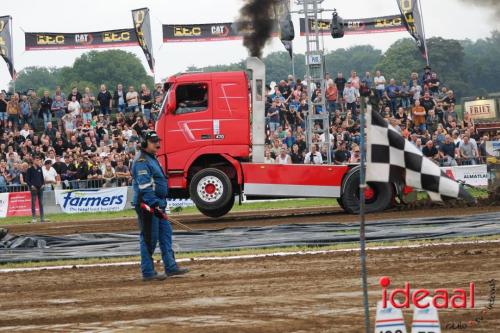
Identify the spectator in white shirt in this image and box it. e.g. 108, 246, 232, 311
42, 160, 60, 190
67, 95, 81, 117
304, 144, 323, 165
20, 123, 31, 139
374, 70, 386, 99
276, 147, 291, 164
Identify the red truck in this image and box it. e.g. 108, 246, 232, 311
155, 57, 405, 218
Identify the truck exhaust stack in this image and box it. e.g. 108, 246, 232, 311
246, 57, 266, 163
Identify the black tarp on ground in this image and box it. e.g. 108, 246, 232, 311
0, 213, 499, 263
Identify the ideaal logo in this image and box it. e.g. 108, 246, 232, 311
62, 191, 124, 209
380, 276, 475, 309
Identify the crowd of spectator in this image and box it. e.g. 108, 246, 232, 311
0, 65, 495, 193
0, 83, 164, 192
263, 65, 494, 167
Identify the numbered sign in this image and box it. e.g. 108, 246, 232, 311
374, 300, 407, 333
411, 297, 441, 333
308, 54, 321, 65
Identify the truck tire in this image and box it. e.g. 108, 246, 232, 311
190, 168, 233, 214
340, 168, 392, 214
197, 195, 235, 218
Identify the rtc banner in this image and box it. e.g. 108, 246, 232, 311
163, 22, 244, 43
299, 15, 406, 36
397, 0, 428, 61
441, 165, 488, 187
25, 29, 138, 51
0, 191, 38, 218
55, 187, 128, 214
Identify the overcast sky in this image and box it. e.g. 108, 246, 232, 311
1, 0, 498, 89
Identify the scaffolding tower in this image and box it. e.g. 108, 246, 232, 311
296, 0, 331, 163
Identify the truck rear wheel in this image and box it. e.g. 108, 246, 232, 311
197, 195, 235, 218
340, 168, 392, 214
190, 168, 234, 217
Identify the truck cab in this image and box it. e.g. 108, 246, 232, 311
156, 58, 397, 218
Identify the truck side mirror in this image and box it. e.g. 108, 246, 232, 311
166, 89, 176, 113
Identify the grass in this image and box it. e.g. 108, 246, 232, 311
2, 234, 498, 270
0, 198, 337, 226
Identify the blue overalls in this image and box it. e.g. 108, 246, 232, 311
132, 150, 178, 278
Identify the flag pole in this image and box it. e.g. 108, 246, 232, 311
359, 96, 370, 333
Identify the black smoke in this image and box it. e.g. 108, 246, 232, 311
458, 0, 500, 18
236, 0, 279, 58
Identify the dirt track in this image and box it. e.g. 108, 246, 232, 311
5, 205, 500, 236
0, 242, 498, 332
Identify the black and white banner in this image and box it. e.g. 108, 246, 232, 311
132, 8, 155, 73
397, 0, 428, 61
0, 16, 15, 78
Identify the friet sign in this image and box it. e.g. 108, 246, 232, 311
464, 99, 497, 120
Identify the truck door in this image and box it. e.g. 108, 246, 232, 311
162, 82, 213, 170
212, 74, 250, 147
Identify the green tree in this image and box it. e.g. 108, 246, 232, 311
325, 45, 382, 77
375, 38, 425, 83
10, 50, 154, 96
462, 31, 500, 96
68, 50, 153, 93
9, 66, 63, 94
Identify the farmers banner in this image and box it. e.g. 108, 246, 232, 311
0, 191, 38, 218
299, 15, 406, 36
132, 8, 155, 73
0, 16, 15, 78
25, 29, 138, 51
441, 165, 488, 187
55, 187, 128, 214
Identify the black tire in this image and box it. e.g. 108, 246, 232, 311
197, 195, 235, 218
340, 167, 393, 214
189, 168, 233, 213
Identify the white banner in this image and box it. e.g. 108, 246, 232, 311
441, 165, 488, 187
0, 193, 8, 218
55, 187, 128, 214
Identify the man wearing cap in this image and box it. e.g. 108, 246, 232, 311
131, 131, 189, 281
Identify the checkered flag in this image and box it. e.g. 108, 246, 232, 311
366, 109, 474, 202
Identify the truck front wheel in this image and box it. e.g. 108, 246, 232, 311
189, 168, 234, 217
340, 168, 392, 214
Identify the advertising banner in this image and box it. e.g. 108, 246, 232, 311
464, 99, 497, 120
7, 191, 37, 217
132, 8, 155, 73
0, 191, 38, 218
0, 193, 8, 218
0, 16, 15, 78
299, 15, 406, 36
25, 29, 138, 51
441, 165, 488, 187
163, 22, 244, 43
55, 187, 128, 214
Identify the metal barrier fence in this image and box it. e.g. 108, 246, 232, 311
0, 184, 30, 193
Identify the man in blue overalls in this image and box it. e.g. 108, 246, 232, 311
132, 131, 189, 281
